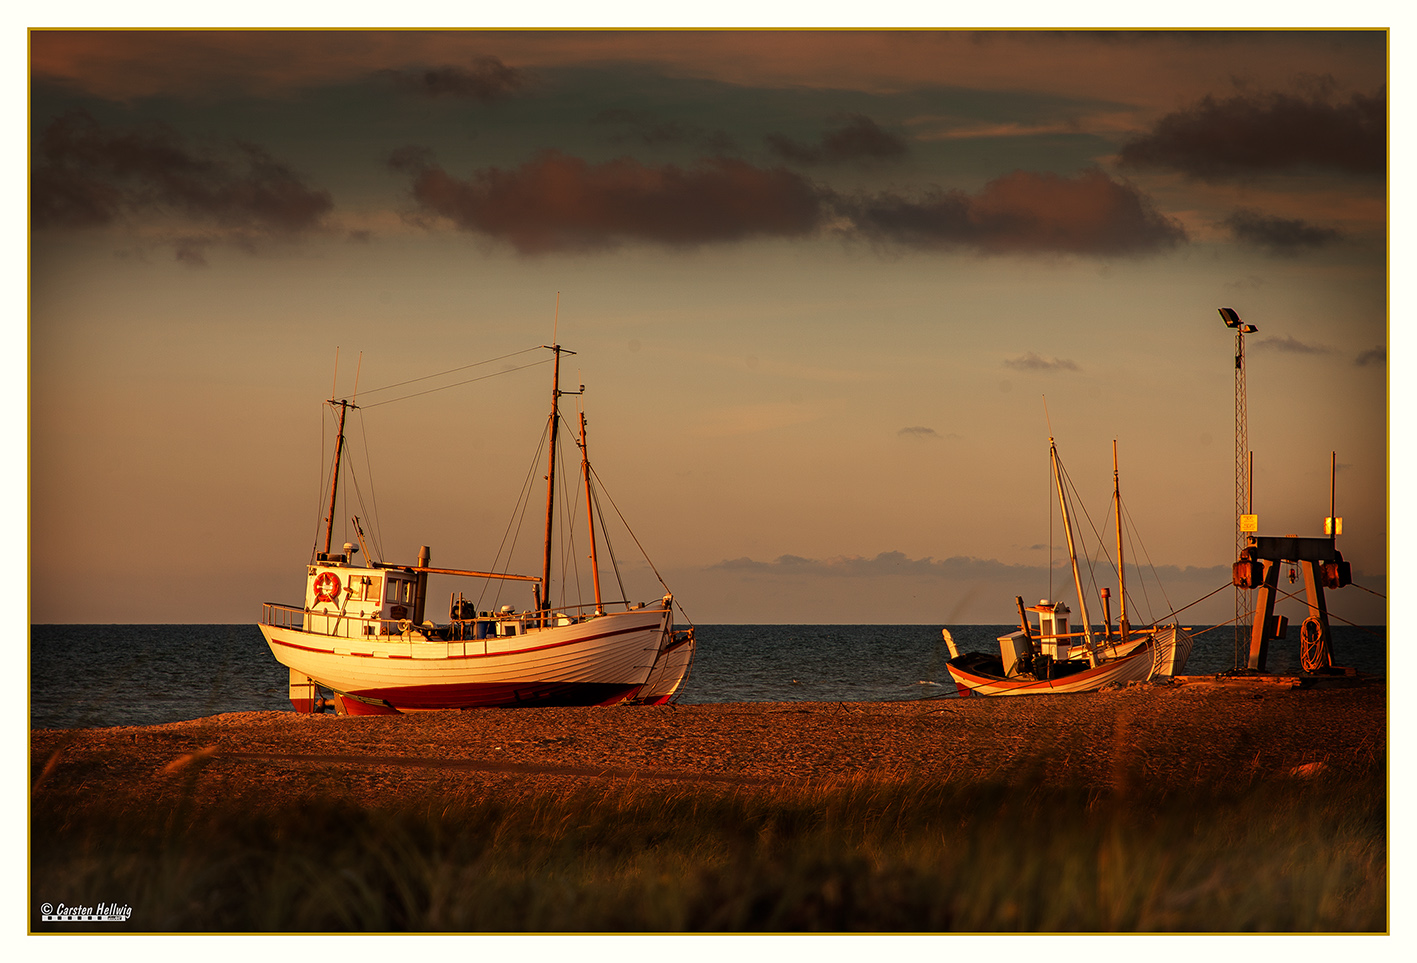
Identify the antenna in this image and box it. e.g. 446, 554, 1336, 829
552, 291, 561, 346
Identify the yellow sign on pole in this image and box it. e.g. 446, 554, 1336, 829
1240, 514, 1259, 533
1325, 516, 1343, 535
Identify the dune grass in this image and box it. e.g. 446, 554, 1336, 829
30, 769, 1385, 932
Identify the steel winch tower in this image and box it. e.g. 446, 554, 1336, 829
1219, 308, 1258, 669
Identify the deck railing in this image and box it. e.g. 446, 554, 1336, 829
260, 596, 670, 640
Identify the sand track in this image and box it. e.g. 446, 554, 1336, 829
31, 675, 1385, 818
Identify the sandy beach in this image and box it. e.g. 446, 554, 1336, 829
31, 675, 1386, 816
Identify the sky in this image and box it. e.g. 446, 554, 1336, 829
25, 24, 1395, 630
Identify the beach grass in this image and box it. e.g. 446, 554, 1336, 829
30, 767, 1385, 932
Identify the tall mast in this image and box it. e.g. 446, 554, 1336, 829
541, 343, 562, 612
1051, 437, 1096, 662
322, 398, 352, 556
1112, 440, 1129, 643
579, 410, 604, 614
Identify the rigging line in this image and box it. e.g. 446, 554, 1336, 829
554, 411, 585, 611
483, 421, 550, 611
1120, 498, 1175, 619
590, 480, 629, 605
1152, 581, 1234, 625
356, 410, 385, 562
1265, 585, 1387, 639
359, 357, 553, 409
1347, 580, 1387, 600
310, 403, 333, 561
555, 429, 584, 611
1047, 445, 1054, 601
1194, 616, 1245, 635
586, 461, 677, 603
1122, 520, 1156, 622
1054, 453, 1106, 606
356, 346, 544, 397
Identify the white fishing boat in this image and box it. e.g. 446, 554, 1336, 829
259, 339, 690, 714
945, 438, 1193, 697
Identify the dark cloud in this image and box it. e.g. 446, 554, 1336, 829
767, 114, 908, 166
898, 426, 940, 440
1355, 346, 1386, 367
1225, 208, 1342, 255
389, 150, 1182, 259
389, 148, 827, 253
32, 109, 333, 256
848, 168, 1186, 257
1252, 335, 1330, 355
382, 56, 526, 102
591, 109, 738, 153
1118, 86, 1385, 181
1003, 352, 1079, 372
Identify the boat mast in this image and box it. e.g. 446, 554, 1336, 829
579, 410, 604, 615
1113, 440, 1129, 643
1051, 437, 1097, 662
541, 343, 562, 613
322, 398, 353, 557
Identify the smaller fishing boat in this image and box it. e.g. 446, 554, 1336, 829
945, 437, 1193, 697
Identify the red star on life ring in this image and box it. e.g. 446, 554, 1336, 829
313, 571, 341, 604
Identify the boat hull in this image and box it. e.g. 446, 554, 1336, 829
946, 627, 1192, 697
630, 628, 695, 705
261, 605, 670, 712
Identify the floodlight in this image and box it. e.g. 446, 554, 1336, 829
1241, 324, 1258, 333
1218, 307, 1241, 327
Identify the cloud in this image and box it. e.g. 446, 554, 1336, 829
1355, 346, 1386, 367
380, 55, 526, 101
389, 148, 827, 253
388, 151, 1183, 259
1118, 86, 1385, 181
897, 426, 939, 440
1224, 208, 1342, 255
847, 167, 1186, 256
591, 109, 738, 153
1252, 336, 1330, 355
1003, 352, 1080, 372
32, 109, 333, 260
711, 551, 1033, 579
766, 114, 908, 165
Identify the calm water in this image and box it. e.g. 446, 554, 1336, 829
30, 623, 1388, 730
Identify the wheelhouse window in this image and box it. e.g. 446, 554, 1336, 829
386, 578, 412, 605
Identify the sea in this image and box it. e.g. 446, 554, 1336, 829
30, 624, 1388, 731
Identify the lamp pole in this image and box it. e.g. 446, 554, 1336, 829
1219, 308, 1257, 670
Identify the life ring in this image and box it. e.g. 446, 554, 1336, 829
313, 572, 341, 604
398, 618, 412, 633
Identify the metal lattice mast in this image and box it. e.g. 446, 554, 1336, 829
1234, 329, 1248, 669
1220, 308, 1257, 670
